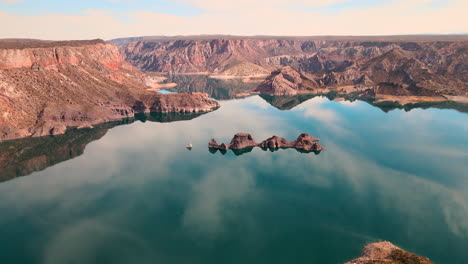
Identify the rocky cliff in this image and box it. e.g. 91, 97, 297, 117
0, 39, 219, 141
117, 36, 468, 97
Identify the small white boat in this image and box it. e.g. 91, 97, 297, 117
186, 143, 193, 149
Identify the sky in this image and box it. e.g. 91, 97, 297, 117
0, 0, 467, 40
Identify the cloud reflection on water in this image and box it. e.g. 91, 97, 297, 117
0, 95, 467, 264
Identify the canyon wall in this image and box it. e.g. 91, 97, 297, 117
117, 36, 468, 97
0, 39, 219, 141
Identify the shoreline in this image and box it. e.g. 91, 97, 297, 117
145, 82, 178, 91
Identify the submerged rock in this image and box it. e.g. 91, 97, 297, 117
345, 241, 433, 264
208, 133, 325, 154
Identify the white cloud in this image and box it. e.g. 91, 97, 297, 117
177, 0, 352, 11
0, 0, 467, 39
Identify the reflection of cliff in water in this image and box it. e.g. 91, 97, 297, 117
208, 146, 255, 156
0, 121, 124, 183
259, 92, 468, 113
135, 112, 207, 123
167, 75, 259, 100
258, 94, 316, 110
370, 100, 468, 114
209, 146, 321, 156
0, 112, 210, 182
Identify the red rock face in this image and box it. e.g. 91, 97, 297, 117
0, 42, 127, 72
0, 40, 219, 141
119, 37, 467, 96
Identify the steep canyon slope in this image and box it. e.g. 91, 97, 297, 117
117, 36, 468, 97
0, 39, 219, 141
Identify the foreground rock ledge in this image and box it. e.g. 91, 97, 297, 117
208, 133, 325, 153
345, 241, 433, 264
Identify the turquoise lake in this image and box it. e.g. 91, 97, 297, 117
0, 77, 467, 264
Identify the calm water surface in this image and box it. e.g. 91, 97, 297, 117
0, 77, 467, 264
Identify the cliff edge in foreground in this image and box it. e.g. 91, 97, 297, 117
0, 39, 219, 141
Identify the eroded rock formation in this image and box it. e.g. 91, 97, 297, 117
0, 39, 219, 141
208, 133, 325, 154
345, 241, 433, 264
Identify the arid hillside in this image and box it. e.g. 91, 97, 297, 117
0, 39, 219, 141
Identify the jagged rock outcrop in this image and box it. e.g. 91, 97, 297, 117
345, 241, 433, 264
255, 66, 320, 95
292, 133, 322, 152
117, 36, 467, 97
208, 139, 220, 149
258, 136, 294, 149
208, 133, 325, 154
0, 39, 219, 141
258, 133, 323, 152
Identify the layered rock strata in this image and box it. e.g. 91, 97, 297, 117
0, 39, 219, 141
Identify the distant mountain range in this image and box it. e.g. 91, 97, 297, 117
113, 35, 467, 97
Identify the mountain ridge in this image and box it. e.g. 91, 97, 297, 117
117, 37, 467, 97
